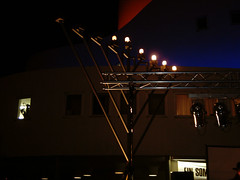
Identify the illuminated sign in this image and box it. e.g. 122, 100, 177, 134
178, 161, 207, 180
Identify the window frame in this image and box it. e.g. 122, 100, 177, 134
92, 93, 109, 116
148, 93, 166, 115
175, 94, 238, 117
65, 94, 83, 116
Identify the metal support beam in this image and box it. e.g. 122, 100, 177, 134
58, 22, 240, 180
57, 19, 128, 162
72, 28, 129, 134
102, 71, 240, 90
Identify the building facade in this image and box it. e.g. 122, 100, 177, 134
118, 0, 240, 68
1, 0, 240, 179
0, 65, 239, 179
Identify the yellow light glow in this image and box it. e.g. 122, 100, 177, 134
17, 98, 31, 120
83, 174, 91, 177
73, 177, 81, 179
151, 55, 157, 61
115, 171, 124, 175
193, 112, 198, 128
149, 174, 157, 177
112, 35, 117, 41
125, 37, 130, 43
172, 66, 177, 71
162, 60, 167, 66
139, 48, 144, 54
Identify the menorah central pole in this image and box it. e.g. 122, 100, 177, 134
127, 82, 135, 180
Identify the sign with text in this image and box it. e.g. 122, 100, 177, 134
178, 161, 207, 180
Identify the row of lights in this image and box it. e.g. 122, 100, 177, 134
41, 174, 92, 180
112, 35, 177, 71
41, 172, 158, 180
114, 171, 157, 177
191, 102, 240, 128
112, 35, 240, 128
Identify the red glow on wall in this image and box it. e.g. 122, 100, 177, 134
118, 0, 152, 30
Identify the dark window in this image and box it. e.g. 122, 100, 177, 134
66, 94, 82, 115
93, 93, 109, 115
231, 11, 240, 25
148, 94, 165, 115
196, 16, 208, 31
120, 93, 136, 114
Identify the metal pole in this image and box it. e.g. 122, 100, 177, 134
127, 83, 135, 180
56, 18, 129, 162
133, 89, 169, 155
72, 28, 129, 134
90, 36, 129, 106
133, 90, 155, 127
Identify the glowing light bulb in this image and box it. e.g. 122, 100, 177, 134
124, 37, 130, 43
162, 60, 167, 66
112, 35, 117, 41
172, 66, 177, 71
151, 55, 157, 61
139, 48, 144, 54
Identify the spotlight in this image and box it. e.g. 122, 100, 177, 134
214, 103, 229, 127
190, 102, 207, 128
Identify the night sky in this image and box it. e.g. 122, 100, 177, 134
2, 0, 240, 77
1, 0, 118, 77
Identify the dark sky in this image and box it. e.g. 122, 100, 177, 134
2, 0, 118, 77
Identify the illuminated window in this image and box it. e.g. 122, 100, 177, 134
176, 95, 192, 116
17, 98, 31, 120
120, 93, 136, 114
148, 94, 165, 115
65, 94, 82, 116
92, 93, 109, 115
202, 98, 216, 116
